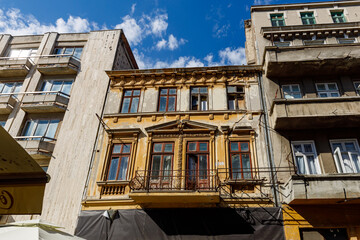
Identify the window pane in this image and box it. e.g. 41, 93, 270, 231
169, 88, 176, 95
2, 83, 13, 93
228, 96, 235, 110
191, 96, 198, 110
330, 92, 340, 97
52, 81, 63, 92
64, 48, 74, 55
319, 93, 328, 98
74, 48, 83, 59
154, 143, 163, 152
13, 83, 22, 93
188, 142, 196, 151
316, 84, 326, 91
34, 120, 49, 136
351, 154, 360, 173
8, 49, 20, 58
163, 155, 172, 179
240, 143, 249, 152
191, 87, 199, 94
45, 120, 59, 139
108, 157, 119, 180
113, 144, 121, 153
242, 154, 251, 179
118, 156, 129, 180
159, 96, 167, 111
124, 90, 132, 96
200, 96, 207, 110
133, 90, 140, 96
282, 86, 291, 92
199, 143, 208, 151
227, 86, 236, 93
293, 93, 302, 98
231, 154, 241, 179
0, 121, 5, 128
130, 97, 139, 113
345, 142, 356, 151
230, 142, 239, 151
61, 81, 73, 95
292, 85, 300, 92
23, 121, 35, 136
328, 83, 337, 90
160, 89, 168, 95
121, 98, 130, 113
296, 156, 306, 174
199, 155, 208, 179
200, 87, 207, 93
53, 48, 62, 55
41, 81, 52, 92
303, 144, 313, 153
168, 96, 176, 111
151, 156, 161, 179
293, 144, 302, 152
307, 155, 316, 174
332, 143, 343, 151
122, 144, 131, 153
342, 153, 354, 173
164, 144, 173, 152
0, 83, 4, 92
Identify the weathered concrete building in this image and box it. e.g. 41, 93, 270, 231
246, 0, 360, 239
75, 66, 287, 239
0, 30, 138, 232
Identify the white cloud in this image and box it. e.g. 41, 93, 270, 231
149, 13, 168, 36
219, 47, 247, 65
0, 8, 93, 35
253, 0, 273, 5
156, 34, 186, 51
115, 15, 143, 46
130, 4, 136, 15
213, 23, 230, 38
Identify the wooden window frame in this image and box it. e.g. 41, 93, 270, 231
106, 143, 132, 181
270, 13, 285, 27
158, 88, 177, 112
229, 141, 252, 179
227, 86, 245, 110
120, 89, 141, 113
150, 142, 174, 179
190, 87, 208, 111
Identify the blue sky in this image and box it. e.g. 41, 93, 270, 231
0, 0, 321, 69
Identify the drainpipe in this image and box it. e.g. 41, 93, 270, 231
257, 71, 279, 207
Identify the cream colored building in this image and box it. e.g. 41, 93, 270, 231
0, 30, 138, 233
246, 1, 360, 239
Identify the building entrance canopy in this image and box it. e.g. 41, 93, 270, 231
0, 126, 48, 214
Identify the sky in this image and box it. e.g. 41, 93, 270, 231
0, 0, 322, 69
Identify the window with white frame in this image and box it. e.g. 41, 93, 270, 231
354, 82, 360, 96
41, 79, 73, 96
7, 48, 37, 58
53, 47, 83, 59
315, 83, 340, 97
291, 141, 321, 175
0, 82, 22, 95
282, 84, 302, 99
330, 140, 360, 174
21, 119, 60, 141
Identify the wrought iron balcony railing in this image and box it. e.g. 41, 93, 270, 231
130, 169, 220, 192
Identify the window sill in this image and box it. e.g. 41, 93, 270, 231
97, 180, 130, 186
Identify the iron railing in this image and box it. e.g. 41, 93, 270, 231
130, 169, 220, 192
0, 91, 70, 100
14, 136, 57, 142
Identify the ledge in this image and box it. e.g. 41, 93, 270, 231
97, 180, 130, 186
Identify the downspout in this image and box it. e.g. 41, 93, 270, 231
257, 71, 280, 207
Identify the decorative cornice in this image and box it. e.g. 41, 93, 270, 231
106, 66, 261, 89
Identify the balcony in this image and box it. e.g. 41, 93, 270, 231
264, 44, 360, 77
37, 55, 80, 75
129, 170, 220, 206
20, 91, 70, 113
0, 94, 17, 114
0, 57, 33, 78
14, 136, 56, 159
270, 97, 360, 129
282, 174, 360, 205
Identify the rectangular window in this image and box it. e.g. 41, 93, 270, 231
150, 143, 174, 181
41, 79, 73, 96
316, 83, 340, 97
22, 119, 60, 141
338, 38, 356, 44
270, 13, 285, 27
300, 228, 348, 240
191, 87, 208, 111
354, 82, 360, 95
282, 84, 302, 99
107, 143, 131, 180
301, 12, 316, 25
330, 140, 360, 174
227, 86, 245, 110
158, 88, 176, 112
291, 141, 321, 175
186, 141, 209, 189
229, 141, 252, 179
274, 41, 291, 47
303, 39, 325, 46
331, 11, 346, 23
53, 47, 83, 59
0, 82, 23, 94
121, 89, 140, 113
7, 48, 37, 58
0, 121, 5, 128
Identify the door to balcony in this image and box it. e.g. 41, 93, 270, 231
186, 154, 209, 190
